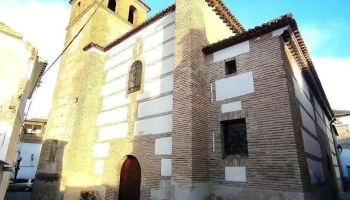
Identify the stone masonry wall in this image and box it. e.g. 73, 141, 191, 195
32, 3, 141, 200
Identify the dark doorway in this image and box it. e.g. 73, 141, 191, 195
108, 0, 116, 12
118, 155, 141, 200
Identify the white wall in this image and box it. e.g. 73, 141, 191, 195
307, 158, 325, 184
215, 72, 254, 101
302, 130, 322, 158
138, 95, 173, 118
17, 142, 42, 179
213, 41, 250, 63
97, 12, 175, 142
221, 101, 242, 113
134, 115, 172, 136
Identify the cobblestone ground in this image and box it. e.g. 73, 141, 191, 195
5, 192, 31, 200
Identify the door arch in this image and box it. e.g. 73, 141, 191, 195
118, 155, 141, 200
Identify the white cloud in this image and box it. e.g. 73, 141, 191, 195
313, 57, 350, 111
0, 0, 70, 118
299, 26, 332, 53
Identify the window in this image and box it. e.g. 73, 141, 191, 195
222, 118, 248, 156
128, 61, 143, 94
225, 59, 237, 75
108, 0, 116, 12
128, 6, 138, 24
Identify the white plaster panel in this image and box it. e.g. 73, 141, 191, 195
314, 99, 324, 118
161, 159, 172, 176
213, 41, 250, 63
307, 158, 325, 184
107, 12, 175, 57
138, 95, 173, 118
98, 123, 128, 141
101, 77, 127, 97
291, 59, 310, 99
105, 61, 131, 81
143, 39, 174, 65
332, 154, 339, 165
138, 75, 173, 100
293, 78, 314, 118
221, 101, 242, 113
144, 24, 175, 52
302, 130, 322, 158
316, 113, 326, 134
94, 160, 104, 174
327, 128, 334, 142
97, 107, 128, 126
329, 140, 336, 153
215, 72, 254, 101
300, 106, 317, 136
144, 56, 174, 81
102, 92, 130, 111
272, 26, 289, 37
106, 48, 133, 69
335, 167, 341, 178
155, 137, 172, 155
93, 143, 110, 158
134, 115, 172, 135
225, 167, 247, 182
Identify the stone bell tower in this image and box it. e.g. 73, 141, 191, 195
32, 1, 150, 200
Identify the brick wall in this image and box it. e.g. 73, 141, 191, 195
205, 32, 305, 198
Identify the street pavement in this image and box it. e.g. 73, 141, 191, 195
4, 192, 31, 200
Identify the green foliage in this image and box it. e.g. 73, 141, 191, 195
80, 190, 96, 200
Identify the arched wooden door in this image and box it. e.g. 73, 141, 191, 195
118, 156, 141, 200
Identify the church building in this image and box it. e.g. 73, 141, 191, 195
32, 0, 342, 199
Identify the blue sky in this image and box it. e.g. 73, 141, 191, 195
144, 0, 350, 58
0, 0, 349, 117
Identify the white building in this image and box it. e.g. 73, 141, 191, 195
0, 22, 47, 199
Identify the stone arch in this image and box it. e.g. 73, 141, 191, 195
107, 0, 116, 12
118, 155, 141, 200
128, 5, 138, 25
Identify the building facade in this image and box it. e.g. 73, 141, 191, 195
334, 110, 350, 178
0, 22, 47, 200
16, 119, 47, 179
33, 0, 341, 200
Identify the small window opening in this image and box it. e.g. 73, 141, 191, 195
225, 59, 237, 75
108, 0, 116, 12
222, 118, 248, 156
128, 6, 138, 24
128, 61, 143, 94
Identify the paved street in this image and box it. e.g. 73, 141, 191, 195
4, 192, 31, 200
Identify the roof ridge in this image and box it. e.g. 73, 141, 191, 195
206, 0, 245, 34
203, 13, 295, 54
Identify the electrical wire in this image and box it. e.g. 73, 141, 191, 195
22, 0, 106, 121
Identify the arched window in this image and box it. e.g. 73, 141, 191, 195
128, 61, 142, 94
128, 6, 138, 24
108, 0, 116, 12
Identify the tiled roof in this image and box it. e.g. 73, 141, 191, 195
26, 118, 48, 123
84, 4, 176, 52
203, 13, 334, 120
334, 110, 350, 117
0, 22, 22, 39
203, 13, 295, 54
206, 0, 245, 34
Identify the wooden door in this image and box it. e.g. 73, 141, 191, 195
118, 156, 141, 200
